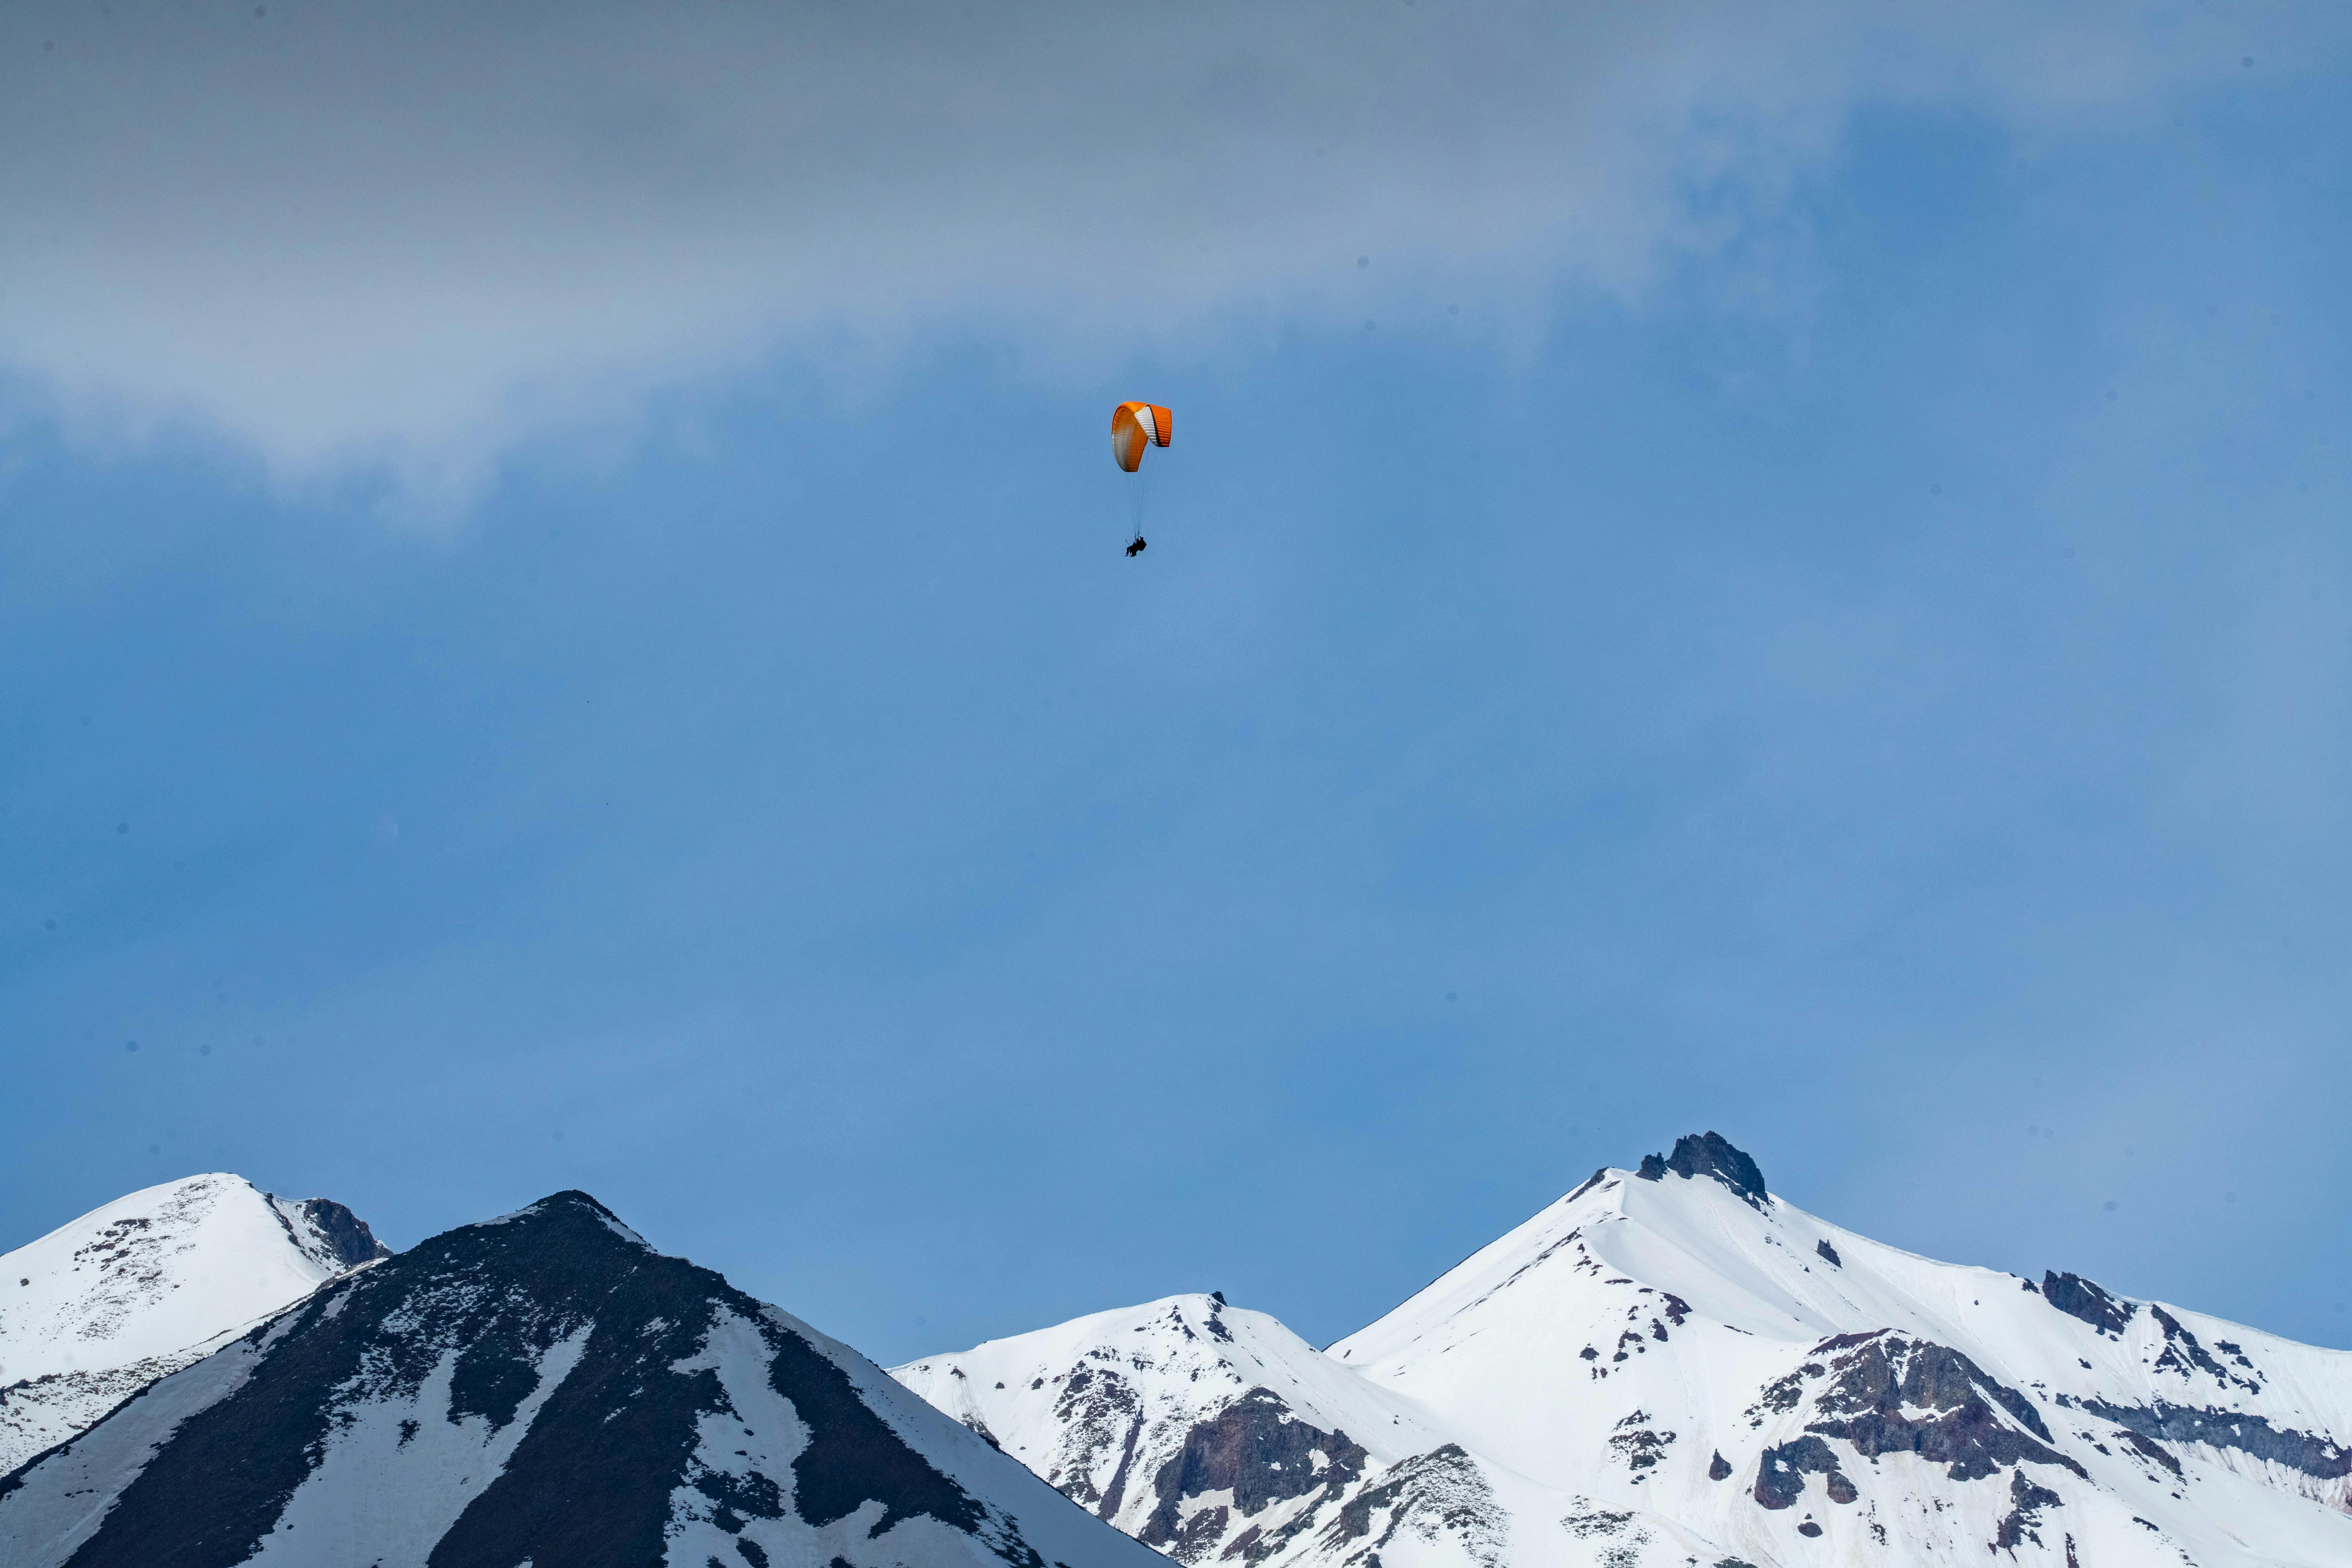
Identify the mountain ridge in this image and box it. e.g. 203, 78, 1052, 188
1, 1187, 1171, 1568
8, 1138, 2347, 1567
895, 1132, 2352, 1568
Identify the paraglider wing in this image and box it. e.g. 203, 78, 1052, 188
1111, 401, 1173, 472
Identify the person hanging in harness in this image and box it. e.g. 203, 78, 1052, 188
1125, 535, 1147, 558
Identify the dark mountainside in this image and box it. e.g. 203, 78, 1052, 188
0, 1192, 1162, 1568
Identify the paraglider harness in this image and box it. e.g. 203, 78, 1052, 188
1125, 535, 1147, 558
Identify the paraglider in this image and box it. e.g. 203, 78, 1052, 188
1112, 402, 1171, 473
1112, 401, 1171, 556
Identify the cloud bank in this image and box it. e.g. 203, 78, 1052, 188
0, 0, 2332, 493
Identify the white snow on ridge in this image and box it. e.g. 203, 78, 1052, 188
893, 1292, 1579, 1568
896, 1293, 1453, 1480
0, 1173, 373, 1473
898, 1154, 2352, 1568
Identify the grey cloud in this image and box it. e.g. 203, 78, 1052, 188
0, 0, 2335, 496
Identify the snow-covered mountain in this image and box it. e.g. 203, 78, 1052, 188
0, 1173, 388, 1473
894, 1133, 2352, 1568
0, 1189, 1173, 1568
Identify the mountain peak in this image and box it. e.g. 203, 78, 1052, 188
1634, 1130, 1768, 1206
3, 1191, 1162, 1568
0, 1172, 392, 1473
478, 1189, 651, 1249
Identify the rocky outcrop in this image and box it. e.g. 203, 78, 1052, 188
2041, 1272, 2135, 1335
1634, 1134, 1768, 1208
2065, 1398, 2352, 1480
1751, 1436, 1852, 1510
284, 1197, 392, 1268
1139, 1390, 1367, 1560
1315, 1446, 1503, 1568
1795, 1333, 2086, 1484
1994, 1469, 2064, 1550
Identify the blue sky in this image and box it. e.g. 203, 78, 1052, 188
4, 3, 2350, 1364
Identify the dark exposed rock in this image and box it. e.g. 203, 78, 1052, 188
2147, 1306, 2258, 1391
1558, 1502, 1633, 1539
1632, 1134, 1768, 1208
1753, 1436, 1845, 1510
1139, 1389, 1367, 1558
1993, 1468, 2063, 1550
1708, 1451, 1733, 1481
1156, 1503, 1230, 1561
289, 1198, 393, 1266
1795, 1521, 1822, 1537
1048, 1364, 1146, 1518
1801, 1336, 2085, 1484
2114, 1430, 2182, 1478
2042, 1273, 2135, 1335
1751, 1372, 1807, 1417
1093, 1420, 1147, 1522
1606, 1416, 1674, 1476
1814, 1240, 1841, 1268
2070, 1398, 2352, 1479
1812, 1331, 1879, 1355
1565, 1169, 1611, 1204
1316, 1446, 1501, 1568
1822, 1472, 1857, 1505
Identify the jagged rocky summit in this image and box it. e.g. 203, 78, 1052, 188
893, 1132, 2352, 1568
0, 1189, 1169, 1568
0, 1173, 387, 1473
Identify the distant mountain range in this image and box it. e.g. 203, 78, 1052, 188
4, 1135, 2347, 1567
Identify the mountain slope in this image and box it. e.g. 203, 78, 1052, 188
0, 1190, 1173, 1568
891, 1292, 1731, 1568
0, 1173, 388, 1473
897, 1134, 2352, 1568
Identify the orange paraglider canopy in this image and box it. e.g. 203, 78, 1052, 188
1112, 402, 1173, 472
